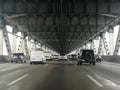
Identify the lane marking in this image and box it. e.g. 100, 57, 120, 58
69, 60, 77, 67
87, 75, 103, 87
74, 65, 77, 67
8, 74, 29, 86
94, 74, 120, 87
52, 61, 54, 63
1, 65, 21, 72
44, 64, 48, 67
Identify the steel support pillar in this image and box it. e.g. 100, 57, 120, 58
108, 27, 114, 55
17, 37, 23, 53
98, 37, 102, 55
0, 16, 12, 56
113, 25, 120, 55
102, 34, 110, 55
23, 32, 29, 56
0, 30, 3, 55
12, 26, 18, 53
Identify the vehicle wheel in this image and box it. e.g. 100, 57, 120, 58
80, 61, 82, 65
93, 62, 95, 66
30, 62, 32, 64
24, 60, 26, 63
21, 60, 23, 63
11, 60, 13, 63
89, 62, 92, 64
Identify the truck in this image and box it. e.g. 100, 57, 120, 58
30, 50, 46, 64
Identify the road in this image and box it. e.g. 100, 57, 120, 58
0, 60, 120, 90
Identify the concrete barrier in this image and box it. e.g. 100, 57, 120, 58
0, 55, 10, 63
102, 55, 120, 63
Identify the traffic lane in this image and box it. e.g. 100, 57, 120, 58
81, 62, 120, 89
0, 63, 48, 90
86, 62, 120, 83
8, 61, 105, 90
0, 63, 31, 76
0, 61, 119, 90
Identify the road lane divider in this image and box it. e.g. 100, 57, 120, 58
44, 64, 48, 67
69, 60, 77, 67
87, 75, 103, 87
1, 65, 22, 72
94, 74, 120, 88
8, 74, 29, 86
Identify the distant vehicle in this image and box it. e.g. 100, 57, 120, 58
59, 54, 67, 60
78, 49, 96, 65
96, 55, 102, 62
71, 54, 77, 61
30, 50, 46, 64
44, 51, 52, 61
11, 53, 26, 63
51, 54, 59, 59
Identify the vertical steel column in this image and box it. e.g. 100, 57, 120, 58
90, 40, 94, 49
102, 33, 110, 55
108, 27, 114, 55
2, 28, 12, 55
0, 17, 12, 55
0, 30, 3, 55
27, 36, 32, 55
113, 25, 120, 55
23, 34, 29, 56
17, 37, 23, 53
98, 37, 102, 55
12, 35, 17, 53
12, 26, 18, 53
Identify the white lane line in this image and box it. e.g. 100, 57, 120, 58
8, 74, 29, 86
1, 66, 20, 72
94, 74, 120, 87
74, 65, 77, 67
44, 64, 48, 67
87, 75, 103, 87
52, 61, 54, 63
69, 60, 77, 67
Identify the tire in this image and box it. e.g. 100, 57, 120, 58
80, 61, 82, 65
30, 62, 32, 64
93, 62, 95, 66
11, 60, 13, 63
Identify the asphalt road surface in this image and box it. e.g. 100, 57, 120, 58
0, 60, 120, 90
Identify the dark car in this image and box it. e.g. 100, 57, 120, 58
96, 55, 102, 62
78, 49, 96, 65
11, 53, 26, 63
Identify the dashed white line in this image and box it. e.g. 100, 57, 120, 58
8, 74, 29, 86
44, 64, 48, 67
1, 65, 21, 72
87, 75, 103, 87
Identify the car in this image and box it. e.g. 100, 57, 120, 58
78, 49, 96, 65
58, 54, 67, 61
96, 55, 102, 62
11, 53, 26, 63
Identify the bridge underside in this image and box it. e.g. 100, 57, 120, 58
1, 0, 120, 54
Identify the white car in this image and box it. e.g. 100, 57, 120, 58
58, 55, 67, 60
30, 50, 46, 64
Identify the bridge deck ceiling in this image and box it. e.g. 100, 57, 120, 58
1, 0, 120, 53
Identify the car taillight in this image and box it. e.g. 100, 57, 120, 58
20, 56, 23, 59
